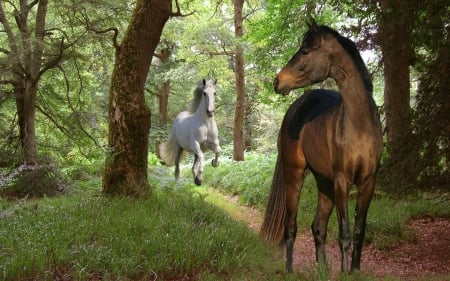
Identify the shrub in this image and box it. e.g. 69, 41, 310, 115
0, 165, 69, 199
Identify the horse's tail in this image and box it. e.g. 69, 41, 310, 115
158, 131, 186, 166
260, 152, 286, 246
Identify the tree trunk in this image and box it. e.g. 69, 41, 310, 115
377, 0, 415, 189
7, 0, 48, 166
158, 80, 170, 126
103, 0, 172, 196
15, 84, 37, 165
232, 0, 245, 161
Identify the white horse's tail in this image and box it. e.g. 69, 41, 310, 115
158, 131, 187, 166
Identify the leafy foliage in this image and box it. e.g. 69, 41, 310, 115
410, 3, 450, 191
0, 0, 447, 196
204, 151, 275, 207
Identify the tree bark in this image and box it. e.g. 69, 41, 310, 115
155, 46, 172, 126
158, 80, 170, 126
103, 0, 172, 196
232, 0, 245, 161
377, 0, 415, 189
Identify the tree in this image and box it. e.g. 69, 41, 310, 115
154, 43, 173, 127
102, 0, 174, 196
0, 0, 51, 165
232, 0, 246, 161
0, 0, 128, 169
376, 0, 417, 189
411, 1, 450, 190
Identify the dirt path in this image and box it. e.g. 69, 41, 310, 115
223, 195, 450, 280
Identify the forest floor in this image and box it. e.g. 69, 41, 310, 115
224, 195, 450, 281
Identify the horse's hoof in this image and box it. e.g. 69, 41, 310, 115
194, 178, 202, 186
211, 159, 219, 167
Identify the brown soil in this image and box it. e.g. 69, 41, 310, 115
290, 216, 450, 280
231, 196, 450, 280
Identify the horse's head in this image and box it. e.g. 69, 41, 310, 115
202, 79, 217, 117
274, 18, 332, 95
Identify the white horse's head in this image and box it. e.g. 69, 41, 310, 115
202, 79, 217, 117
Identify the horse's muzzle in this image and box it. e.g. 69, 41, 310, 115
273, 77, 290, 95
273, 77, 279, 91
207, 110, 214, 117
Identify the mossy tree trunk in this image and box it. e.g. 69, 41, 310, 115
103, 0, 172, 196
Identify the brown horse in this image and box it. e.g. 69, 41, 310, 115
260, 19, 383, 273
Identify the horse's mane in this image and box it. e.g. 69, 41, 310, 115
323, 26, 373, 94
188, 80, 205, 113
304, 25, 373, 94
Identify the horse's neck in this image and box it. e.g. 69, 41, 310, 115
194, 98, 209, 122
331, 50, 374, 125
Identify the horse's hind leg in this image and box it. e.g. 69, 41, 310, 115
282, 145, 307, 272
174, 146, 183, 180
311, 175, 334, 272
351, 177, 375, 271
284, 168, 306, 273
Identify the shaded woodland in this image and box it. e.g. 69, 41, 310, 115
0, 0, 448, 196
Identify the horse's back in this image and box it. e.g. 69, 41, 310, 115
281, 89, 381, 183
283, 89, 341, 140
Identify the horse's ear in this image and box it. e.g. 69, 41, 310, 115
203, 79, 206, 86
306, 17, 321, 48
309, 17, 320, 33
214, 79, 218, 85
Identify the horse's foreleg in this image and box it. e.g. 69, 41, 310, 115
334, 173, 351, 273
311, 176, 334, 272
351, 177, 375, 271
211, 152, 219, 167
211, 144, 221, 167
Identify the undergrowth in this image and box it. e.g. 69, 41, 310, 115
202, 149, 450, 249
0, 192, 290, 280
1, 148, 449, 280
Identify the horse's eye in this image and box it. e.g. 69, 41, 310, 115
203, 92, 206, 96
300, 49, 309, 56
213, 92, 216, 96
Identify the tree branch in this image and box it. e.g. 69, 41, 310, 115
88, 26, 120, 50
34, 38, 65, 86
170, 0, 194, 17
78, 7, 120, 50
27, 0, 39, 10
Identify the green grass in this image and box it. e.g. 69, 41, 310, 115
203, 150, 450, 249
0, 191, 296, 281
203, 152, 276, 208
1, 149, 449, 280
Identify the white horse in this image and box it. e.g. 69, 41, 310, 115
159, 79, 221, 186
